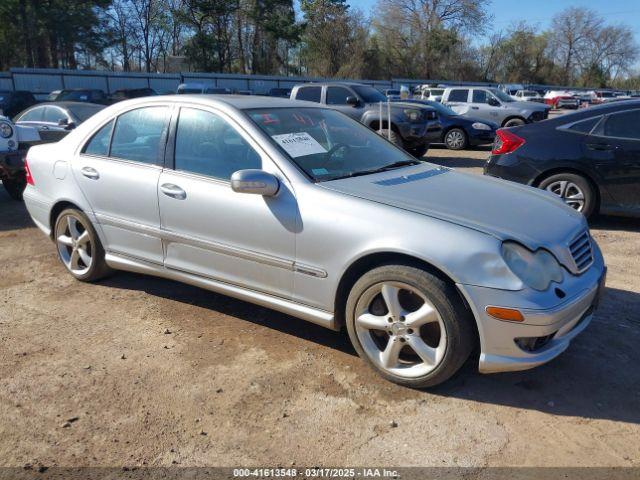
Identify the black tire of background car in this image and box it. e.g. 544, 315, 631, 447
379, 129, 404, 149
345, 264, 476, 389
409, 143, 429, 158
538, 172, 597, 218
2, 177, 26, 201
54, 208, 114, 282
444, 128, 468, 150
503, 118, 526, 128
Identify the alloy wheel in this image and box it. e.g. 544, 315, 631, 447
56, 214, 93, 275
545, 180, 585, 212
354, 281, 447, 378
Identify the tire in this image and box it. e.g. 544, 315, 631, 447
345, 264, 475, 388
538, 172, 596, 217
54, 208, 113, 282
409, 143, 429, 158
503, 118, 525, 128
444, 128, 468, 150
379, 129, 403, 148
2, 177, 26, 201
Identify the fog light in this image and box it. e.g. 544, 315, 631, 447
486, 306, 524, 322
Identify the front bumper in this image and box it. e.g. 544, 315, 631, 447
457, 253, 606, 374
397, 120, 442, 146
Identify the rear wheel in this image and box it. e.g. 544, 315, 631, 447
538, 173, 596, 217
54, 208, 112, 281
444, 128, 468, 150
503, 117, 525, 128
345, 265, 475, 388
2, 177, 26, 201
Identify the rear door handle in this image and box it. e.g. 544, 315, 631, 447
160, 183, 186, 200
80, 166, 99, 179
586, 143, 615, 151
471, 106, 479, 110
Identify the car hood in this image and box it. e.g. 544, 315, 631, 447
321, 163, 586, 260
513, 100, 549, 111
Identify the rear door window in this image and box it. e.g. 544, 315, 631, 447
110, 107, 169, 164
566, 116, 600, 135
448, 89, 469, 102
295, 87, 322, 103
603, 110, 640, 140
17, 107, 44, 122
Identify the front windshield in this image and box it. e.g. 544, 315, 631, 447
248, 108, 419, 182
69, 104, 105, 122
490, 89, 515, 102
352, 86, 387, 103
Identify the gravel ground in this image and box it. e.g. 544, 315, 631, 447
0, 144, 639, 469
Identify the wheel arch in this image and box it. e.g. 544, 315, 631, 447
333, 251, 477, 337
501, 115, 526, 127
533, 167, 601, 214
49, 200, 85, 239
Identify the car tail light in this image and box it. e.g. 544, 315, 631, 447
492, 129, 525, 155
24, 156, 35, 185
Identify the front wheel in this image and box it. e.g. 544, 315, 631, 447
345, 265, 475, 388
538, 173, 596, 217
2, 177, 26, 201
503, 118, 525, 128
408, 143, 429, 158
54, 208, 113, 281
444, 128, 468, 150
378, 129, 403, 148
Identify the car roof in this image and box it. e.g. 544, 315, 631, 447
294, 81, 368, 87
27, 101, 105, 110
124, 94, 325, 110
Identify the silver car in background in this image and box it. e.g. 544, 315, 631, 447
23, 95, 606, 388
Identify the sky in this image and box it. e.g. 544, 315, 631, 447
346, 0, 640, 44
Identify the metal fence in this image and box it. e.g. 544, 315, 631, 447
1, 68, 500, 97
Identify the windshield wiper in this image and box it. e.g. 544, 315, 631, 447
328, 159, 421, 181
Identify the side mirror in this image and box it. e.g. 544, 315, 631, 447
488, 97, 500, 107
231, 169, 279, 197
346, 96, 359, 106
58, 118, 76, 130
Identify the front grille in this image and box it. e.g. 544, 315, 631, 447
569, 230, 594, 273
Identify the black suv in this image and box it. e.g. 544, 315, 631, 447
0, 91, 37, 119
290, 82, 441, 157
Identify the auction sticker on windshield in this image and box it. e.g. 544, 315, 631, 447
272, 132, 327, 158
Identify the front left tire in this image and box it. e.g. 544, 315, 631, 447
345, 264, 475, 388
54, 208, 112, 282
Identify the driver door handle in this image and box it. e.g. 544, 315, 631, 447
160, 183, 186, 200
80, 166, 100, 179
586, 143, 615, 151
471, 106, 479, 110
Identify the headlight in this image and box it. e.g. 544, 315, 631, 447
502, 242, 563, 291
0, 121, 13, 138
472, 122, 491, 131
403, 109, 422, 122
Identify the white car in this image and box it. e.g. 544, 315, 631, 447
512, 90, 544, 103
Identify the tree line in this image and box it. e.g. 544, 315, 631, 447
0, 0, 638, 88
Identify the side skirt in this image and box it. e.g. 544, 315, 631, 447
104, 252, 338, 331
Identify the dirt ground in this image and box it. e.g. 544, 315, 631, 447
0, 145, 639, 469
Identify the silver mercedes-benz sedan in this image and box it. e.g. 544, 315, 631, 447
22, 95, 606, 388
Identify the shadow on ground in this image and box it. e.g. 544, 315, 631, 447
104, 267, 640, 425
0, 187, 33, 231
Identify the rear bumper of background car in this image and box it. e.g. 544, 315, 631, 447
457, 256, 606, 374
0, 148, 27, 179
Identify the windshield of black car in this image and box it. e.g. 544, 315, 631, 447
426, 101, 458, 116
352, 86, 387, 103
69, 104, 105, 122
490, 89, 515, 102
248, 108, 419, 182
